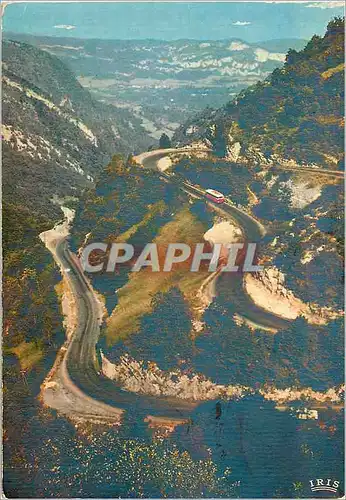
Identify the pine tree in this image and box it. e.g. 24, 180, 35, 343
159, 133, 171, 149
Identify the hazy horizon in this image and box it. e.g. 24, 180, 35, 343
4, 29, 309, 44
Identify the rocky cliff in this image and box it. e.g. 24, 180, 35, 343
2, 39, 152, 217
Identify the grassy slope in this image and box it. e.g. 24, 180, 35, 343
106, 206, 209, 344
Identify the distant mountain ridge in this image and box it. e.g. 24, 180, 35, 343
4, 32, 307, 135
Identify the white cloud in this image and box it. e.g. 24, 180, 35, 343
232, 21, 252, 26
264, 0, 343, 4
54, 25, 76, 30
305, 1, 344, 8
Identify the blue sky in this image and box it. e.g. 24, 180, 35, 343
3, 2, 345, 42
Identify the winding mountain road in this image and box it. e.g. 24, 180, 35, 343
137, 148, 291, 331
42, 238, 196, 424
272, 163, 344, 178
42, 146, 295, 424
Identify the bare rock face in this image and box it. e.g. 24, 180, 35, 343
203, 138, 213, 149
100, 352, 345, 406
279, 178, 322, 209
223, 133, 273, 165
226, 141, 241, 162
245, 266, 343, 324
244, 145, 273, 165
186, 125, 200, 136
254, 267, 291, 298
207, 124, 217, 138
101, 353, 250, 402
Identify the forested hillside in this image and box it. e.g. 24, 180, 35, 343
173, 17, 344, 169
68, 153, 344, 395
2, 40, 152, 467
2, 38, 152, 375
2, 39, 152, 218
